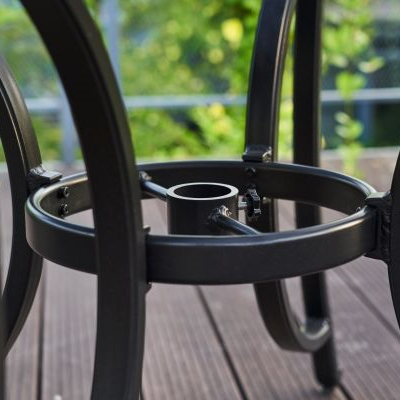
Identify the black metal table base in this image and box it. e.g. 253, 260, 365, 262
0, 0, 398, 399
26, 160, 378, 284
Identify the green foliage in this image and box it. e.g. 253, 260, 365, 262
323, 0, 383, 175
119, 0, 380, 163
0, 2, 57, 96
335, 112, 363, 175
128, 109, 206, 159
120, 0, 296, 159
0, 0, 383, 166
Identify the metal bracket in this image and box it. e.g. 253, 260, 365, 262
243, 187, 262, 221
139, 170, 152, 183
242, 144, 272, 162
207, 206, 232, 235
365, 191, 392, 263
27, 165, 62, 193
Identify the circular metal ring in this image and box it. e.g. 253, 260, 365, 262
26, 160, 378, 284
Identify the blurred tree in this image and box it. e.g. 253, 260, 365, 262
323, 0, 384, 174
120, 0, 381, 164
0, 0, 382, 164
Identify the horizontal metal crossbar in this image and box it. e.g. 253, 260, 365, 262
25, 160, 378, 284
24, 87, 400, 115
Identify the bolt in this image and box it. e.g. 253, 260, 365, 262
262, 196, 271, 205
245, 167, 257, 178
139, 171, 151, 182
265, 147, 273, 162
59, 204, 69, 217
58, 186, 70, 199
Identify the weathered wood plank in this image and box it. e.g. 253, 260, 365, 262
5, 287, 42, 400
336, 253, 398, 333
40, 206, 97, 399
143, 284, 243, 400
41, 262, 96, 400
279, 190, 400, 399
201, 283, 346, 400
142, 200, 243, 399
40, 200, 243, 400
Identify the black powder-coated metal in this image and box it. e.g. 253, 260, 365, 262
0, 55, 44, 354
25, 161, 378, 284
0, 0, 396, 397
210, 209, 331, 352
167, 182, 238, 234
139, 171, 168, 201
293, 0, 340, 386
243, 0, 334, 356
245, 0, 295, 145
389, 161, 400, 331
21, 1, 147, 398
209, 207, 260, 235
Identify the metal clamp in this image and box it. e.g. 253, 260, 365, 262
242, 144, 272, 162
365, 191, 392, 263
239, 187, 262, 221
27, 165, 62, 193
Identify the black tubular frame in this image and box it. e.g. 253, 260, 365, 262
247, 0, 314, 356
390, 160, 400, 334
21, 2, 147, 399
244, 0, 337, 361
0, 0, 395, 398
26, 160, 378, 284
293, 0, 340, 386
0, 55, 44, 354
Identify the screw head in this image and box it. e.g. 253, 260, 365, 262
245, 167, 257, 178
59, 204, 69, 217
58, 186, 70, 198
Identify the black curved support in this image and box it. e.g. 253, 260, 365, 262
245, 0, 332, 355
293, 0, 340, 387
245, 0, 295, 145
13, 0, 390, 397
389, 160, 400, 332
0, 55, 44, 353
21, 1, 147, 399
210, 210, 332, 352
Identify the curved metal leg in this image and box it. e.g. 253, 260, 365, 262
388, 155, 400, 343
247, 0, 334, 360
21, 1, 147, 399
0, 55, 44, 353
16, 0, 342, 396
293, 0, 340, 388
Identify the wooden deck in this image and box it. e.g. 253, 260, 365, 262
4, 149, 400, 399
